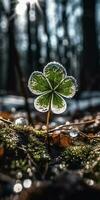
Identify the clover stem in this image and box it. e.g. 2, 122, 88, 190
46, 102, 51, 149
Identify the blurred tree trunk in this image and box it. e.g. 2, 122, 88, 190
62, 0, 69, 68
42, 0, 50, 63
55, 0, 62, 62
34, 6, 41, 70
80, 0, 100, 91
6, 0, 17, 92
0, 3, 2, 89
27, 3, 33, 75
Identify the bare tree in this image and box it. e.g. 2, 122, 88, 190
80, 0, 100, 91
42, 0, 50, 63
26, 2, 33, 75
6, 0, 17, 92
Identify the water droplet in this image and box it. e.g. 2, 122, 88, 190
56, 117, 66, 124
50, 122, 57, 128
11, 107, 16, 113
35, 124, 41, 130
66, 121, 70, 125
52, 166, 59, 175
85, 179, 94, 186
23, 179, 32, 189
27, 168, 33, 177
42, 125, 47, 130
16, 172, 23, 179
14, 118, 28, 126
36, 181, 41, 187
69, 129, 79, 138
55, 130, 61, 135
59, 163, 66, 169
13, 182, 23, 193
27, 168, 31, 173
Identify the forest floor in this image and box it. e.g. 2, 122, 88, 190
0, 95, 100, 200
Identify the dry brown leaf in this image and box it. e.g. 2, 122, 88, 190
0, 146, 4, 157
0, 112, 12, 120
51, 132, 72, 148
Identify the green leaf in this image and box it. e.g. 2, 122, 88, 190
56, 76, 77, 98
34, 92, 52, 112
28, 72, 51, 95
51, 93, 67, 114
44, 62, 66, 89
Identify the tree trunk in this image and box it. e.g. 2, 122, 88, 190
80, 0, 100, 91
27, 3, 33, 75
34, 5, 41, 70
6, 0, 17, 92
0, 3, 2, 89
42, 0, 50, 63
62, 0, 69, 68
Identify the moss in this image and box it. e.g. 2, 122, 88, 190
0, 124, 100, 183
28, 134, 51, 163
85, 145, 100, 171
0, 127, 18, 149
62, 144, 91, 169
10, 124, 45, 138
11, 159, 28, 172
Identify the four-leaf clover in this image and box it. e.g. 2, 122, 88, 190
28, 62, 77, 114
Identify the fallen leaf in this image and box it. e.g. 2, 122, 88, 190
51, 132, 72, 148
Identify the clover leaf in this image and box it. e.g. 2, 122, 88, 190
28, 61, 77, 114
28, 61, 77, 146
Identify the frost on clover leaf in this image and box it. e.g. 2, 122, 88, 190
28, 61, 77, 114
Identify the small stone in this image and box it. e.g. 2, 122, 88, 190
23, 179, 32, 188
14, 118, 29, 126
69, 129, 79, 138
13, 182, 23, 193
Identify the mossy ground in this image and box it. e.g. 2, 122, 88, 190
0, 123, 100, 185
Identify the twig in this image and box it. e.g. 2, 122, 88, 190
48, 119, 96, 134
0, 117, 99, 140
0, 117, 12, 124
79, 130, 100, 139
0, 173, 15, 184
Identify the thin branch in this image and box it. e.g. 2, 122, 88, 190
48, 119, 96, 134
0, 173, 15, 183
0, 117, 12, 124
